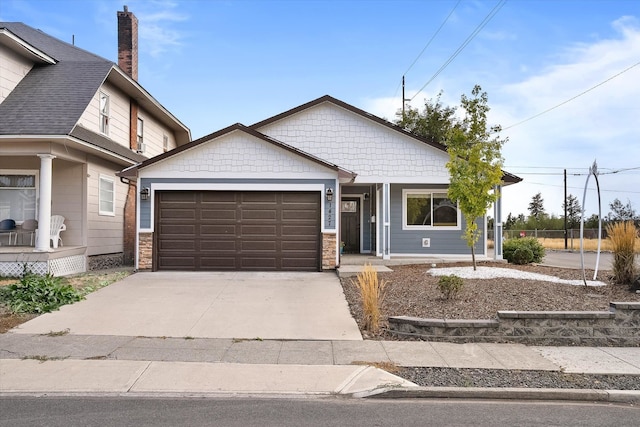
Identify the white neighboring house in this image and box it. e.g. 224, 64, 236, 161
0, 9, 190, 276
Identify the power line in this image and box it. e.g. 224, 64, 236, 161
502, 60, 640, 131
394, 0, 461, 98
410, 0, 507, 101
403, 0, 461, 77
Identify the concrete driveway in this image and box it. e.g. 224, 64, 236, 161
10, 272, 362, 341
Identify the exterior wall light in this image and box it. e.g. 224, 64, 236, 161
326, 188, 334, 202
140, 187, 150, 201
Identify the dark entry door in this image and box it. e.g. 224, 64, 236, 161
340, 198, 360, 253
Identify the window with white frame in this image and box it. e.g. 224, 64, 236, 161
403, 190, 460, 229
163, 134, 169, 152
99, 91, 109, 135
136, 118, 144, 153
99, 175, 115, 216
0, 171, 38, 222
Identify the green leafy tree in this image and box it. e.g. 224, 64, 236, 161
446, 85, 507, 270
562, 194, 582, 229
395, 91, 462, 144
528, 192, 545, 223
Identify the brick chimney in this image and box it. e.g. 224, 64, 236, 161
117, 5, 138, 80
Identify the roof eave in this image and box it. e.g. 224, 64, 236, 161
106, 66, 191, 145
0, 27, 57, 64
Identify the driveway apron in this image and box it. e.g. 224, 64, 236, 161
10, 272, 363, 341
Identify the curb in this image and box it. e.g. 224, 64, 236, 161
356, 386, 640, 403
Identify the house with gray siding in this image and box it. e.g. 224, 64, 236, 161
121, 96, 521, 271
0, 8, 190, 276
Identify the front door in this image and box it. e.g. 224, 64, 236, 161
340, 198, 360, 254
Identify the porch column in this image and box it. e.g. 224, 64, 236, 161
35, 154, 55, 252
382, 182, 391, 260
493, 184, 503, 260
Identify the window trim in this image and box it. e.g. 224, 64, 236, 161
0, 169, 39, 223
136, 117, 144, 152
402, 189, 461, 231
99, 91, 109, 135
98, 175, 116, 216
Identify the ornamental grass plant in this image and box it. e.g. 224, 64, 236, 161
353, 264, 387, 334
606, 221, 639, 287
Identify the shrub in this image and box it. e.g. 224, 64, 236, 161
352, 264, 387, 334
606, 221, 638, 287
503, 237, 545, 265
0, 273, 84, 314
437, 275, 464, 300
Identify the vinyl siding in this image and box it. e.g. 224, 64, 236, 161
137, 108, 177, 157
0, 47, 33, 104
86, 156, 127, 255
77, 81, 130, 146
51, 159, 85, 247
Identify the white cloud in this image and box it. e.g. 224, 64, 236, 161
133, 0, 189, 57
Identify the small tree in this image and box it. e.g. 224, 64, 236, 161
562, 194, 582, 229
446, 85, 506, 270
528, 192, 545, 224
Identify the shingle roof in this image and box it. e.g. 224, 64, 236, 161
0, 22, 113, 136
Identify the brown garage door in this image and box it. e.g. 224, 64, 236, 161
155, 191, 321, 271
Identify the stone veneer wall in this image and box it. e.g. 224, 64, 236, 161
388, 302, 640, 346
138, 232, 153, 270
322, 233, 337, 270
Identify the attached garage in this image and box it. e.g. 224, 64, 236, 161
155, 190, 321, 271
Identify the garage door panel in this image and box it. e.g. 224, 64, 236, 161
201, 192, 237, 203
200, 240, 236, 251
240, 257, 278, 269
241, 241, 277, 251
281, 225, 317, 236
241, 225, 278, 236
200, 224, 236, 235
241, 209, 277, 220
159, 224, 196, 235
158, 240, 196, 250
200, 257, 238, 269
201, 209, 236, 220
282, 210, 318, 220
157, 256, 196, 269
156, 190, 320, 271
159, 192, 197, 203
241, 192, 278, 203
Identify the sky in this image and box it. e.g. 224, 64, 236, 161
2, 0, 639, 220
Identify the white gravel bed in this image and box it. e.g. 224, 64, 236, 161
427, 266, 607, 287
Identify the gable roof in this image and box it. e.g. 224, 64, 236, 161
252, 95, 522, 185
118, 123, 357, 180
0, 22, 190, 146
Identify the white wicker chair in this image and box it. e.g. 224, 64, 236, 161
50, 215, 66, 248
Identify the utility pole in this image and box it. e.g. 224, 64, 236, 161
564, 168, 568, 250
402, 76, 406, 119
401, 76, 411, 120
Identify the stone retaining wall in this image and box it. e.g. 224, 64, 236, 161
388, 302, 640, 346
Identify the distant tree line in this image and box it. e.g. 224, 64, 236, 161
502, 193, 640, 231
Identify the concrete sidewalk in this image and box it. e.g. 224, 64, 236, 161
1, 335, 639, 401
